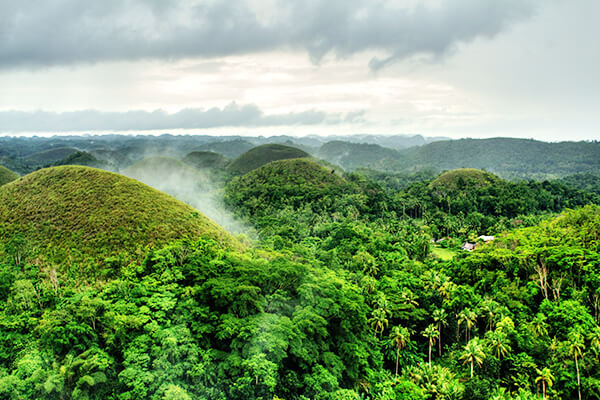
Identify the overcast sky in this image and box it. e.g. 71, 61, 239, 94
0, 0, 598, 141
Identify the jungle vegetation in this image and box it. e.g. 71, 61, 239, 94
0, 138, 600, 399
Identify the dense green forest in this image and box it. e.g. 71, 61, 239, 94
1, 137, 600, 399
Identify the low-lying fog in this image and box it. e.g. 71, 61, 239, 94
121, 158, 252, 236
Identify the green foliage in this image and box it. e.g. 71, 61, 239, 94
2, 136, 600, 399
558, 172, 600, 195
0, 239, 377, 399
226, 158, 348, 218
376, 168, 598, 239
356, 168, 437, 191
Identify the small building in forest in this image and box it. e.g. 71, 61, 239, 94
462, 242, 475, 251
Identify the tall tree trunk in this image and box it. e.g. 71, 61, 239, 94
542, 381, 546, 400
576, 355, 581, 400
395, 347, 399, 377
438, 326, 442, 356
428, 343, 432, 368
470, 360, 474, 378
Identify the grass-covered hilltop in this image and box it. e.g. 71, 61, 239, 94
182, 151, 229, 170
2, 135, 600, 400
429, 168, 501, 193
225, 158, 347, 216
0, 166, 235, 278
227, 143, 310, 175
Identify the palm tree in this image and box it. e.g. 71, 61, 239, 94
400, 289, 419, 308
460, 337, 486, 378
423, 271, 452, 300
433, 308, 448, 356
389, 325, 411, 376
587, 326, 600, 360
486, 330, 511, 360
458, 308, 477, 342
360, 275, 377, 295
535, 367, 554, 400
531, 313, 549, 337
568, 330, 585, 400
375, 293, 391, 316
369, 308, 389, 337
495, 315, 515, 333
480, 299, 500, 332
467, 309, 478, 339
422, 324, 439, 368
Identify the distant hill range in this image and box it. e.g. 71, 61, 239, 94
316, 141, 399, 171
193, 139, 255, 159
307, 134, 449, 149
1, 135, 599, 180
393, 138, 600, 180
316, 138, 600, 180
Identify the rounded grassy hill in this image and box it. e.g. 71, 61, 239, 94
227, 144, 309, 175
0, 165, 19, 187
429, 168, 501, 193
225, 158, 348, 216
182, 151, 229, 169
0, 166, 235, 275
53, 151, 108, 169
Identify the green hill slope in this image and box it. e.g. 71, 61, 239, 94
317, 141, 400, 171
225, 158, 351, 217
52, 151, 109, 169
429, 168, 501, 193
394, 138, 600, 179
0, 166, 235, 275
227, 144, 309, 175
182, 151, 229, 169
24, 147, 79, 164
195, 139, 254, 159
0, 165, 19, 187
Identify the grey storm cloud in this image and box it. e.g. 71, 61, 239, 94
0, 103, 355, 132
0, 0, 535, 70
